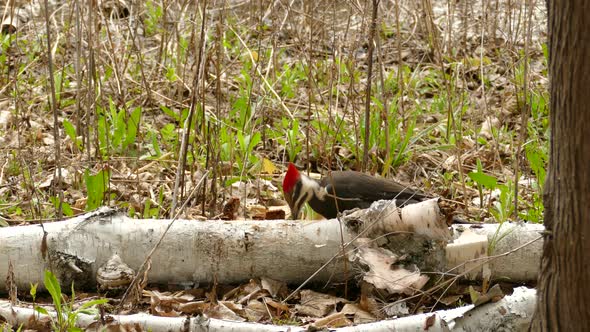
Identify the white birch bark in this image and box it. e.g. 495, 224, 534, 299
0, 207, 352, 290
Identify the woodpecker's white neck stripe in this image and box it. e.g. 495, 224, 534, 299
293, 174, 324, 209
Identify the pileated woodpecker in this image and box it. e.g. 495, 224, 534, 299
282, 163, 429, 219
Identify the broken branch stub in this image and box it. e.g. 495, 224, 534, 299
342, 198, 452, 241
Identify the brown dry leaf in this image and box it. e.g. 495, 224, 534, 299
359, 283, 384, 319
473, 284, 504, 307
442, 154, 458, 171
224, 278, 262, 302
149, 298, 179, 317
263, 298, 290, 313
249, 204, 268, 220
204, 302, 246, 322
221, 197, 240, 220
313, 312, 352, 328
230, 279, 278, 304
177, 301, 210, 314
143, 290, 195, 316
42, 167, 73, 188
99, 0, 130, 19
238, 288, 270, 305
480, 116, 501, 139
156, 307, 181, 317
244, 300, 270, 322
424, 314, 437, 330
295, 290, 348, 317
264, 208, 286, 220
260, 277, 289, 298
74, 197, 87, 211
340, 303, 377, 324
221, 301, 246, 317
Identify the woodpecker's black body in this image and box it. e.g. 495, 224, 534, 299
282, 163, 429, 219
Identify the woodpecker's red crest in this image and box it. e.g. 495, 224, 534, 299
282, 162, 300, 194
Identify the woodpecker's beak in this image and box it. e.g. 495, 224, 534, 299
284, 190, 300, 219
290, 205, 301, 220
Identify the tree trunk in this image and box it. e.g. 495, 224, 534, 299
531, 0, 590, 329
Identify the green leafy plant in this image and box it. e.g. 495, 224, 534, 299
140, 129, 164, 160
298, 203, 319, 220
490, 182, 515, 224
310, 115, 347, 161
487, 209, 516, 256
279, 62, 306, 99
144, 0, 163, 36
385, 117, 417, 170
521, 142, 547, 223
518, 87, 549, 223
30, 282, 38, 301
0, 33, 15, 77
160, 123, 180, 150
280, 118, 303, 162
231, 69, 255, 131
53, 69, 73, 107
468, 160, 515, 224
219, 125, 234, 163
361, 99, 421, 170
143, 187, 164, 218
50, 196, 74, 217
0, 322, 23, 331
237, 130, 261, 167
84, 169, 110, 211
62, 119, 83, 151
468, 159, 498, 209
97, 100, 142, 156
34, 270, 107, 332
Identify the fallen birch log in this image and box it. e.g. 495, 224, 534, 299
445, 222, 543, 281
0, 206, 353, 291
0, 286, 536, 331
0, 202, 543, 292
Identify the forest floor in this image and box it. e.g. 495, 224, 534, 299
0, 0, 547, 328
